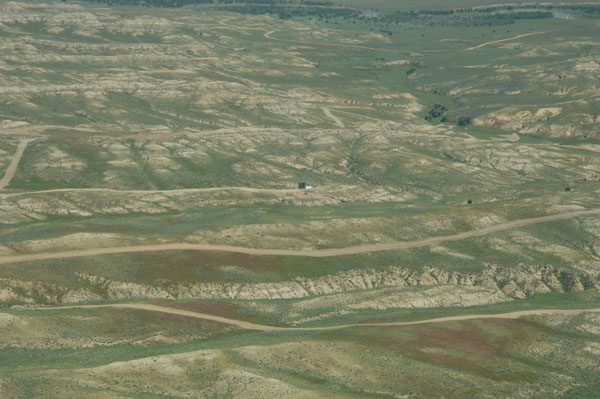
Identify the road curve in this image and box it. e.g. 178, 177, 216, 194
28, 303, 600, 332
0, 139, 34, 190
0, 209, 598, 264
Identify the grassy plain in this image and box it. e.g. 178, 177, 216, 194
336, 0, 598, 11
1, 0, 600, 397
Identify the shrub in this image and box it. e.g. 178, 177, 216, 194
429, 104, 447, 118
457, 116, 472, 126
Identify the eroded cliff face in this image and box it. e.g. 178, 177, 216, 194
1, 263, 598, 306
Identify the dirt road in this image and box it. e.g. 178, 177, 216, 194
30, 303, 600, 332
264, 30, 401, 53
466, 31, 547, 51
1, 208, 598, 264
0, 139, 33, 190
322, 107, 345, 128
0, 186, 299, 198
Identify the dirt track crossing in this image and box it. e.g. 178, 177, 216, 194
0, 208, 599, 264
0, 139, 33, 190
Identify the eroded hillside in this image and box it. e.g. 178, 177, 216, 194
1, 0, 600, 397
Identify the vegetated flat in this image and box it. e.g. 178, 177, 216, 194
336, 0, 597, 11
1, 0, 600, 397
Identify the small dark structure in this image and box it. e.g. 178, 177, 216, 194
298, 182, 312, 190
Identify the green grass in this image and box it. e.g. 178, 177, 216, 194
335, 0, 598, 12
0, 328, 308, 372
1, 2, 599, 396
278, 290, 600, 327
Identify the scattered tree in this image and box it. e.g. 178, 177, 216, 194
457, 116, 472, 126
429, 104, 447, 118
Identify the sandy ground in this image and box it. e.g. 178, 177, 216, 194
0, 208, 598, 263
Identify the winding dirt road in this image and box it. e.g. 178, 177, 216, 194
30, 303, 600, 332
0, 208, 598, 264
0, 139, 33, 190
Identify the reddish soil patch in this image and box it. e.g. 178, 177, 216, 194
421, 353, 488, 372
137, 251, 283, 283
119, 306, 229, 331
350, 320, 531, 376
416, 323, 502, 356
407, 318, 540, 380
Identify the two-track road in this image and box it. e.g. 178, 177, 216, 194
0, 139, 34, 190
0, 208, 598, 264
27, 303, 600, 332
